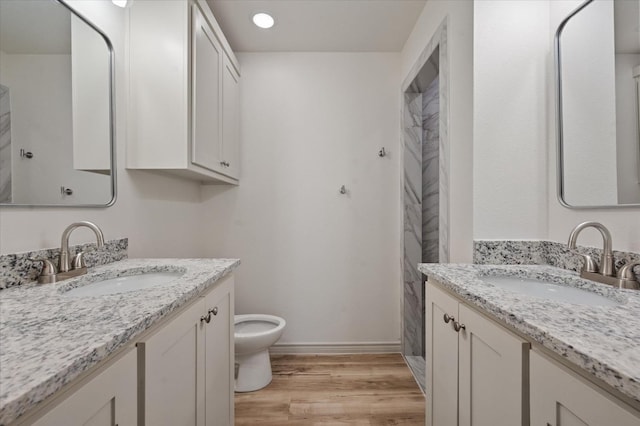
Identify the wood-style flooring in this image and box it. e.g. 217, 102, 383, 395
235, 353, 425, 425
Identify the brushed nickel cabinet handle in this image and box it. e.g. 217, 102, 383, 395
453, 321, 466, 332
209, 307, 218, 316
443, 313, 454, 324
200, 313, 212, 323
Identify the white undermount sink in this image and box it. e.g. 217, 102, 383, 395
479, 275, 620, 306
63, 272, 184, 297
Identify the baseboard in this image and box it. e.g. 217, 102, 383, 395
270, 341, 401, 354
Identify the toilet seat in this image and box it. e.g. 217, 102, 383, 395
235, 314, 285, 336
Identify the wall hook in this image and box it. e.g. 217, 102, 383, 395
20, 148, 34, 159
339, 185, 347, 195
378, 147, 386, 157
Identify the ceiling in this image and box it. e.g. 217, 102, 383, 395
206, 0, 427, 52
0, 0, 70, 55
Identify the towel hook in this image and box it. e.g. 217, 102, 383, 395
339, 185, 347, 195
378, 147, 386, 157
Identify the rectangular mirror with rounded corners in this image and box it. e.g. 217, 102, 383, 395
555, 0, 640, 208
0, 0, 116, 207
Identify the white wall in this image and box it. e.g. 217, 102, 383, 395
472, 0, 640, 253
473, 1, 549, 240
201, 52, 401, 346
400, 0, 474, 262
0, 1, 206, 257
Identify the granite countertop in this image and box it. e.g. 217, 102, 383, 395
0, 258, 240, 425
418, 263, 640, 406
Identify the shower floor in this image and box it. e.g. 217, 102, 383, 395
404, 355, 426, 393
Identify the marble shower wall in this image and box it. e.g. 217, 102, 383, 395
402, 60, 443, 357
403, 92, 424, 356
422, 75, 440, 265
402, 20, 449, 358
0, 85, 11, 203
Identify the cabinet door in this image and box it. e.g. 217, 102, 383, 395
191, 3, 223, 173
139, 299, 206, 426
221, 54, 240, 180
530, 350, 640, 426
458, 304, 529, 426
33, 349, 137, 426
204, 276, 234, 426
426, 282, 460, 426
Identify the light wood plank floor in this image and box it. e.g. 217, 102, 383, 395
235, 353, 425, 425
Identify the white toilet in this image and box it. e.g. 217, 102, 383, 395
234, 314, 286, 392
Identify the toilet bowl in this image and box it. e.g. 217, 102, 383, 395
234, 314, 286, 392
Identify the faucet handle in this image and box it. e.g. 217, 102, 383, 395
29, 258, 58, 284
72, 252, 87, 269
617, 262, 640, 282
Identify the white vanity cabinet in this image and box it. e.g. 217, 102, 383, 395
137, 274, 234, 426
426, 282, 529, 426
23, 349, 137, 426
530, 350, 640, 426
128, 0, 241, 184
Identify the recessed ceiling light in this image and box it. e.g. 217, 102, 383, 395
252, 13, 275, 29
112, 0, 129, 7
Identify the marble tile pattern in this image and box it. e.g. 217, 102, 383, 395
0, 257, 240, 425
0, 85, 11, 203
0, 238, 128, 290
474, 240, 640, 282
418, 263, 640, 405
436, 33, 450, 265
401, 19, 449, 364
422, 74, 440, 265
401, 21, 450, 265
403, 91, 423, 357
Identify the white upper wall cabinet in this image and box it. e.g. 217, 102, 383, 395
221, 53, 240, 180
127, 0, 241, 184
192, 5, 223, 174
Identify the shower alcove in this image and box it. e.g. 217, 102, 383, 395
401, 20, 449, 392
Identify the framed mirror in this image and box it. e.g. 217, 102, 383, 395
0, 0, 116, 207
555, 0, 640, 208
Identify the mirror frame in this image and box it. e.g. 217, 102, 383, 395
555, 0, 640, 209
0, 0, 117, 208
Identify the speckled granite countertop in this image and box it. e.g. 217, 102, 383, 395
0, 258, 240, 425
418, 263, 640, 406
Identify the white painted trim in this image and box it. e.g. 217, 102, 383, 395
270, 341, 401, 355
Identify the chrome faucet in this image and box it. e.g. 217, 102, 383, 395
568, 221, 614, 276
567, 221, 639, 290
59, 221, 104, 272
32, 221, 105, 284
